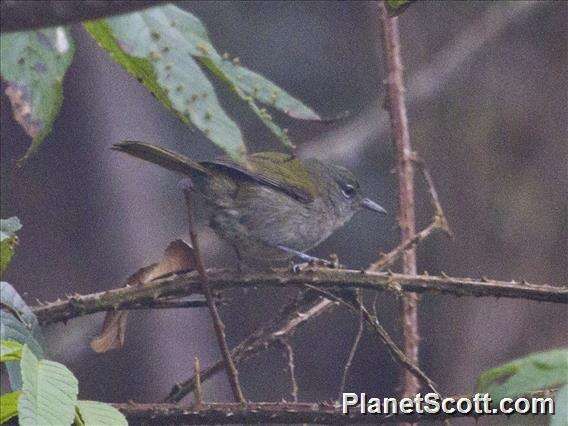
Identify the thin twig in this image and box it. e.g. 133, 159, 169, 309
156, 275, 565, 403
369, 153, 451, 272
165, 296, 335, 403
378, 0, 420, 397
303, 284, 439, 395
339, 304, 364, 397
183, 190, 246, 405
279, 338, 299, 403
193, 356, 203, 409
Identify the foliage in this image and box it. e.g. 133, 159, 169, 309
75, 401, 127, 426
0, 217, 22, 275
385, 0, 416, 16
1, 339, 23, 362
477, 348, 568, 401
85, 4, 320, 160
0, 28, 74, 164
0, 219, 126, 425
0, 391, 21, 424
18, 345, 79, 426
550, 385, 567, 426
0, 281, 44, 390
1, 5, 319, 163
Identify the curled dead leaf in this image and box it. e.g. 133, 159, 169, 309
90, 239, 195, 353
5, 83, 42, 139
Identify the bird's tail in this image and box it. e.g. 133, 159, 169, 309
112, 141, 211, 177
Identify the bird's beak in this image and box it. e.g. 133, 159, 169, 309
361, 198, 387, 215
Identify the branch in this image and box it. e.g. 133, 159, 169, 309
0, 1, 170, 33
115, 401, 426, 424
165, 295, 335, 402
32, 269, 567, 326
339, 306, 364, 396
378, 0, 420, 397
303, 284, 439, 395
299, 1, 547, 161
183, 190, 245, 404
279, 338, 299, 403
369, 154, 451, 272
115, 390, 558, 424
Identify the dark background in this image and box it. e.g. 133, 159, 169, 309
1, 2, 566, 424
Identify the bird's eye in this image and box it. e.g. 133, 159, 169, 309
342, 184, 356, 199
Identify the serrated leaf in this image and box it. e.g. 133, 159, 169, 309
551, 385, 568, 426
18, 345, 79, 426
0, 282, 44, 390
477, 348, 568, 401
75, 401, 127, 426
0, 27, 75, 164
198, 53, 295, 149
0, 390, 21, 424
85, 5, 319, 158
84, 12, 247, 161
1, 217, 22, 275
1, 339, 23, 362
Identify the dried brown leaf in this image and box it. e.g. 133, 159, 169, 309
90, 239, 194, 353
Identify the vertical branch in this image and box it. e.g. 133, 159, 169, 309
194, 356, 204, 409
183, 190, 246, 404
339, 308, 364, 397
279, 339, 299, 403
378, 1, 421, 397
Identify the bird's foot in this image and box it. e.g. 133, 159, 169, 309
277, 246, 341, 271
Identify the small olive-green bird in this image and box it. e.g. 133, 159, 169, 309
113, 141, 386, 266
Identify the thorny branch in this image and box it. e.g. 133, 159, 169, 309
378, 0, 421, 397
183, 190, 246, 405
32, 269, 567, 327
116, 388, 560, 425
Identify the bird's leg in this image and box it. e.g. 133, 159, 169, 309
276, 245, 335, 268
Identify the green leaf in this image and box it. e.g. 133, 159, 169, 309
1, 217, 22, 275
0, 391, 21, 424
551, 385, 568, 426
84, 13, 246, 161
386, 0, 416, 16
75, 401, 127, 426
198, 53, 295, 149
0, 27, 74, 164
0, 282, 44, 390
1, 340, 23, 362
18, 345, 79, 426
85, 5, 319, 158
477, 348, 568, 401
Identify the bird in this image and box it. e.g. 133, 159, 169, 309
113, 141, 386, 267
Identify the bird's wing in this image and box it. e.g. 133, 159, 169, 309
201, 152, 318, 203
